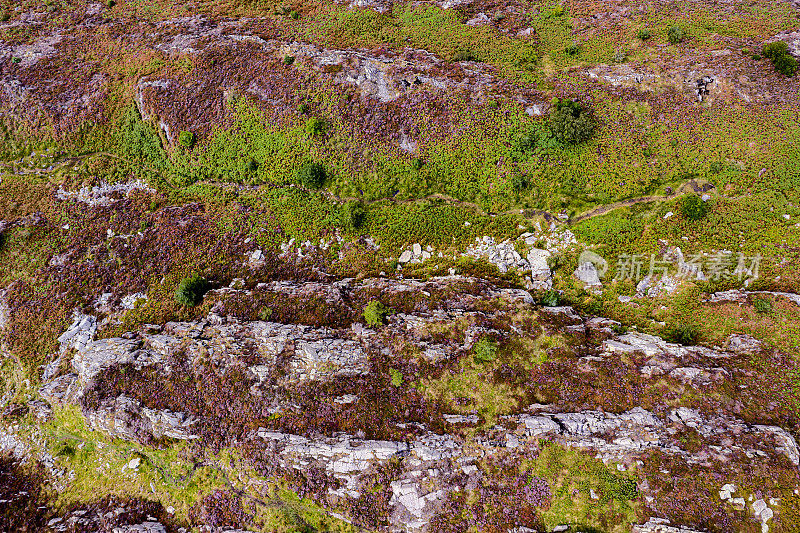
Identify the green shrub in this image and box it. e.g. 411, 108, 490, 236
411, 158, 424, 171
283, 55, 295, 66
296, 161, 327, 188
540, 290, 560, 307
297, 103, 309, 114
473, 337, 498, 363
752, 297, 773, 314
516, 122, 563, 155
665, 323, 699, 345
667, 26, 686, 44
11, 57, 21, 64
106, 0, 116, 7
452, 50, 478, 62
679, 194, 708, 220
389, 368, 403, 387
1, 11, 11, 21
178, 130, 195, 148
364, 301, 389, 327
564, 43, 580, 56
175, 274, 210, 307
762, 41, 798, 77
547, 98, 596, 145
341, 201, 366, 229
305, 117, 326, 135
637, 29, 651, 40
117, 103, 167, 169
289, 10, 300, 19
258, 308, 273, 321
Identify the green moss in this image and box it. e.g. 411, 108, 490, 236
472, 337, 498, 364
363, 300, 389, 327
530, 442, 641, 531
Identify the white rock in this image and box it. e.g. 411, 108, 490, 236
398, 250, 413, 263
574, 261, 601, 287
664, 211, 674, 219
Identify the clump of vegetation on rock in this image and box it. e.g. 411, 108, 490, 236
175, 274, 210, 306
363, 300, 389, 327
762, 41, 798, 77
296, 161, 327, 189
752, 296, 773, 314
540, 290, 560, 307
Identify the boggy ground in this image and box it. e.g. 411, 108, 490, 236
2, 0, 800, 531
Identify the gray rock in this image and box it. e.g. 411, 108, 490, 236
57, 313, 97, 355
112, 522, 167, 533
527, 248, 551, 281
574, 261, 601, 287
0, 289, 8, 331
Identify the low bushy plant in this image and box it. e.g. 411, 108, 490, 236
283, 55, 295, 65
762, 41, 798, 77
364, 301, 389, 327
473, 337, 498, 363
752, 297, 773, 314
679, 194, 708, 220
665, 323, 699, 345
341, 201, 366, 229
175, 274, 210, 306
637, 29, 651, 40
540, 290, 560, 307
178, 130, 195, 148
389, 368, 403, 387
305, 117, 326, 135
296, 161, 326, 188
667, 26, 686, 44
547, 98, 596, 145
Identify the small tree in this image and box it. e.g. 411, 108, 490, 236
363, 301, 389, 327
547, 99, 596, 145
296, 161, 326, 189
305, 117, 326, 135
175, 274, 210, 306
679, 194, 707, 220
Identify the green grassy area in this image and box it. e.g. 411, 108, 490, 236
35, 406, 356, 531
528, 442, 641, 532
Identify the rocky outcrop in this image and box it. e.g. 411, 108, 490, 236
30, 275, 800, 531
